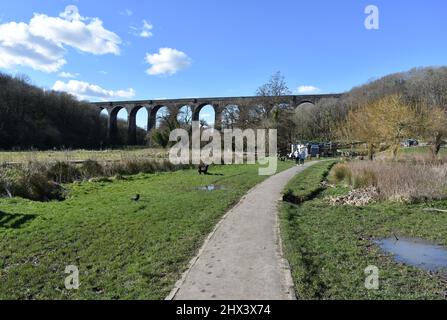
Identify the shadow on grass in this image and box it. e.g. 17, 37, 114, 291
203, 172, 225, 176
0, 211, 37, 229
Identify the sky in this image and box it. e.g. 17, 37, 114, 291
0, 0, 446, 127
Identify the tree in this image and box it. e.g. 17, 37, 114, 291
256, 71, 291, 97
338, 94, 417, 160
0, 72, 111, 149
293, 98, 344, 141
419, 106, 447, 159
255, 72, 295, 154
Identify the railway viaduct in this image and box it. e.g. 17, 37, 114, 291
92, 94, 342, 145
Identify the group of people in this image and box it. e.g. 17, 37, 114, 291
293, 149, 306, 166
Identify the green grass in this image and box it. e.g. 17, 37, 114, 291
400, 146, 447, 155
280, 162, 447, 299
283, 160, 336, 202
0, 161, 293, 299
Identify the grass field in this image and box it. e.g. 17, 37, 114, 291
280, 161, 447, 299
400, 146, 447, 155
0, 148, 169, 164
0, 161, 293, 299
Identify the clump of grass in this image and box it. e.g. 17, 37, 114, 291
47, 161, 81, 183
330, 163, 352, 184
352, 169, 377, 189
334, 160, 447, 202
79, 159, 104, 178
0, 163, 65, 201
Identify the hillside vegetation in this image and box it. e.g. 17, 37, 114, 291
0, 73, 143, 150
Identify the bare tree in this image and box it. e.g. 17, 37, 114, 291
256, 71, 291, 97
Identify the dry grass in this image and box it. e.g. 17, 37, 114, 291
0, 158, 191, 201
0, 148, 169, 164
332, 161, 447, 202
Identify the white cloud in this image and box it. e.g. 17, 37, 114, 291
140, 20, 153, 38
58, 71, 79, 78
0, 5, 121, 72
297, 85, 321, 94
0, 21, 66, 72
52, 80, 135, 101
145, 48, 191, 76
130, 20, 153, 38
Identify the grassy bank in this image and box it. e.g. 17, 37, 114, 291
0, 161, 293, 299
280, 161, 447, 299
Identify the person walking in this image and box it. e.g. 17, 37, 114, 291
299, 149, 306, 165
294, 149, 299, 166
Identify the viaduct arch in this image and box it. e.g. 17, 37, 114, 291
92, 94, 342, 145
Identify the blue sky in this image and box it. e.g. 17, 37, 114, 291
1, 0, 446, 127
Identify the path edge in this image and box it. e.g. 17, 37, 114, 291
274, 161, 318, 300
165, 182, 263, 300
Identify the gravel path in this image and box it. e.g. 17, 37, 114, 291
167, 162, 317, 300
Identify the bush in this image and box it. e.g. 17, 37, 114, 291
47, 161, 81, 183
149, 129, 171, 148
79, 160, 104, 178
331, 163, 352, 184
0, 165, 65, 201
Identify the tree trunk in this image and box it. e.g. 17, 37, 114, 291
430, 133, 443, 161
368, 143, 375, 161
392, 144, 399, 161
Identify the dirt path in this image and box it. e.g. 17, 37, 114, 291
167, 162, 317, 300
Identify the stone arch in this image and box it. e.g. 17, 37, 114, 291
192, 103, 212, 121
221, 104, 240, 129
198, 104, 216, 128
149, 105, 172, 130
177, 105, 193, 127
295, 101, 316, 111
98, 107, 109, 147
99, 107, 109, 119
128, 105, 150, 145
193, 103, 222, 130
108, 106, 128, 145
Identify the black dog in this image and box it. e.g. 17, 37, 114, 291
198, 164, 209, 175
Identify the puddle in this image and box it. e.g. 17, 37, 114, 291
197, 185, 225, 191
375, 237, 447, 272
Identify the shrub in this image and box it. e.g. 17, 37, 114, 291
150, 129, 171, 148
331, 163, 352, 184
0, 165, 65, 201
47, 161, 81, 183
79, 160, 104, 178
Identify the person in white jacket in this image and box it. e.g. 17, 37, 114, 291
293, 150, 299, 165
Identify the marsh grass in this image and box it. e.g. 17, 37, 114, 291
339, 161, 447, 202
